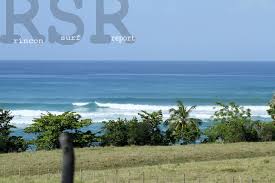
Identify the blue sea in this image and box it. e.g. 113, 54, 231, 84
0, 61, 274, 130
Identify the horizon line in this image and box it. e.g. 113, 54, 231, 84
0, 60, 275, 63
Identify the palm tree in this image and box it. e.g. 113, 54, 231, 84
166, 101, 202, 144
138, 110, 163, 127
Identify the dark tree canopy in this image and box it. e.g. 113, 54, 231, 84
102, 111, 167, 146
0, 109, 27, 153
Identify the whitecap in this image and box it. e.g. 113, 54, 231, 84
72, 102, 90, 107
10, 103, 271, 126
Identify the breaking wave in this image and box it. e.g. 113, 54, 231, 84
10, 102, 270, 126
72, 102, 90, 107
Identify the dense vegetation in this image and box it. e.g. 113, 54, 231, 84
0, 109, 27, 153
205, 102, 275, 143
24, 112, 95, 150
94, 101, 201, 146
101, 111, 167, 146
267, 95, 275, 122
0, 95, 275, 152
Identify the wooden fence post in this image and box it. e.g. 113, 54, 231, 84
80, 169, 83, 183
143, 172, 145, 183
115, 169, 119, 183
183, 173, 185, 183
59, 133, 75, 183
3, 165, 6, 178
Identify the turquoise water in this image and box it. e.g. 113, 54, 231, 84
0, 61, 274, 127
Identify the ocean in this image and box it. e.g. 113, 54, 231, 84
0, 61, 274, 130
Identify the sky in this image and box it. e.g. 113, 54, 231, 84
0, 0, 275, 61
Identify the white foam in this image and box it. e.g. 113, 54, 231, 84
72, 102, 90, 107
10, 103, 271, 126
11, 110, 62, 117
95, 101, 174, 111
95, 102, 270, 120
11, 110, 62, 126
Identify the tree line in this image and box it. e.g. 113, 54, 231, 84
0, 96, 275, 152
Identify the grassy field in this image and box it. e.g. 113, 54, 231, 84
0, 142, 275, 182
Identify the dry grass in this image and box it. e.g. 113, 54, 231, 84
1, 156, 274, 183
0, 142, 275, 182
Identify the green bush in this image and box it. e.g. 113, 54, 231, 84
101, 118, 129, 146
205, 103, 259, 143
102, 111, 167, 146
0, 109, 27, 153
255, 122, 275, 141
127, 117, 148, 145
72, 130, 97, 148
137, 110, 165, 145
267, 95, 275, 122
24, 112, 93, 150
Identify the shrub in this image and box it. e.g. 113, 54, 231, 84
24, 112, 93, 150
255, 122, 275, 141
267, 95, 275, 122
127, 117, 152, 145
137, 110, 165, 145
102, 111, 167, 146
205, 103, 259, 143
101, 118, 129, 146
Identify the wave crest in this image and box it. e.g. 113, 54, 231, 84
72, 102, 90, 107
9, 102, 270, 126
95, 101, 173, 111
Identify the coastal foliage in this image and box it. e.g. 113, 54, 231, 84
267, 95, 275, 122
127, 117, 155, 145
166, 101, 201, 144
2, 98, 275, 153
205, 103, 259, 143
0, 109, 27, 153
24, 112, 93, 150
137, 110, 165, 145
102, 111, 167, 146
102, 118, 129, 146
254, 95, 275, 141
255, 122, 275, 141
